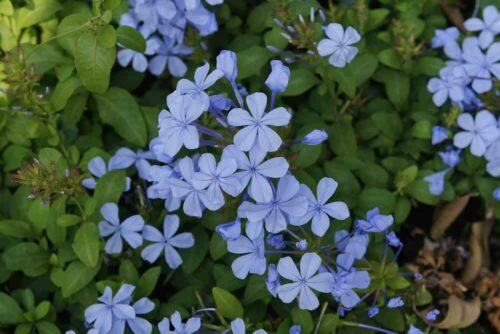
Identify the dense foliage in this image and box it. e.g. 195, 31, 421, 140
0, 0, 499, 334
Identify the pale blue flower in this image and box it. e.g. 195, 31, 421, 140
132, 0, 177, 32
330, 265, 370, 309
109, 148, 154, 179
158, 92, 205, 157
141, 215, 194, 269
462, 42, 500, 93
227, 92, 291, 152
427, 66, 468, 106
217, 50, 238, 82
149, 36, 193, 77
432, 126, 448, 145
265, 60, 290, 93
408, 325, 424, 334
301, 129, 328, 145
192, 153, 241, 209
386, 231, 402, 247
317, 23, 361, 67
266, 264, 280, 297
295, 239, 307, 251
113, 297, 155, 334
229, 318, 267, 334
227, 225, 266, 279
266, 234, 285, 249
368, 306, 379, 318
177, 63, 224, 110
493, 187, 500, 201
336, 233, 369, 260
239, 175, 308, 233
216, 219, 241, 241
296, 177, 350, 236
158, 311, 201, 334
277, 253, 333, 310
464, 5, 500, 49
439, 147, 461, 168
424, 170, 447, 196
289, 325, 301, 334
82, 156, 131, 191
98, 203, 144, 254
426, 309, 440, 321
453, 110, 499, 156
387, 296, 404, 308
431, 27, 459, 48
355, 208, 393, 233
84, 284, 136, 333
221, 145, 289, 202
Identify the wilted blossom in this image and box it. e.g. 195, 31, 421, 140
301, 129, 328, 145
141, 214, 194, 269
387, 296, 404, 308
98, 203, 144, 254
317, 23, 361, 67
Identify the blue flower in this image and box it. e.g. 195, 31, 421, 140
84, 284, 136, 333
317, 23, 361, 67
227, 225, 266, 279
177, 63, 224, 110
82, 156, 131, 191
301, 129, 328, 145
221, 145, 289, 202
426, 309, 440, 321
464, 5, 500, 49
432, 126, 448, 145
424, 170, 447, 196
289, 325, 301, 334
266, 264, 280, 297
493, 187, 500, 200
158, 92, 205, 157
439, 147, 461, 168
229, 318, 267, 334
149, 36, 193, 77
141, 215, 194, 269
109, 148, 155, 179
427, 66, 468, 106
368, 306, 379, 318
217, 50, 238, 82
277, 252, 333, 310
265, 60, 290, 94
193, 153, 241, 209
453, 110, 499, 156
227, 92, 291, 152
431, 27, 459, 48
266, 233, 285, 249
330, 265, 370, 309
462, 42, 500, 93
387, 296, 404, 308
336, 232, 368, 260
169, 157, 215, 217
132, 0, 177, 32
117, 35, 160, 73
296, 177, 350, 236
216, 219, 242, 241
485, 137, 500, 176
98, 203, 144, 254
158, 311, 201, 334
295, 239, 308, 250
114, 297, 155, 334
386, 231, 402, 247
355, 208, 393, 233
408, 325, 424, 334
239, 175, 308, 233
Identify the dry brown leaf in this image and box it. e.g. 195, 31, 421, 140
431, 195, 470, 240
462, 223, 485, 284
434, 295, 481, 329
437, 0, 466, 32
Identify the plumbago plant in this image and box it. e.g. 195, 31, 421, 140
1, 0, 500, 334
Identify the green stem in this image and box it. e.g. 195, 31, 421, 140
313, 302, 328, 334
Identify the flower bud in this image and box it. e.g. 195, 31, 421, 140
265, 60, 290, 93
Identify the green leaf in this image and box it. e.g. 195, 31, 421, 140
282, 69, 319, 96
411, 119, 432, 139
209, 233, 227, 261
182, 227, 208, 274
136, 267, 161, 297
385, 72, 409, 110
395, 165, 419, 189
24, 43, 72, 75
329, 67, 355, 97
34, 301, 50, 320
328, 116, 358, 157
3, 242, 50, 277
0, 292, 24, 325
97, 24, 116, 48
0, 1, 14, 16
57, 14, 89, 56
50, 76, 81, 111
104, 0, 122, 10
0, 220, 33, 239
237, 46, 272, 79
35, 321, 61, 334
349, 54, 379, 86
72, 223, 100, 267
378, 49, 403, 70
291, 308, 314, 334
75, 32, 116, 94
416, 57, 445, 76
93, 170, 126, 208
61, 260, 100, 297
16, 0, 62, 29
354, 162, 389, 187
356, 187, 396, 214
212, 287, 243, 320
371, 112, 403, 140
116, 25, 146, 53
57, 214, 82, 227
93, 87, 147, 146
243, 275, 268, 305
119, 260, 139, 283
318, 314, 340, 334
394, 196, 411, 223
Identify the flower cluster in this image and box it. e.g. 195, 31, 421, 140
425, 5, 500, 196
117, 0, 223, 76
77, 44, 406, 332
